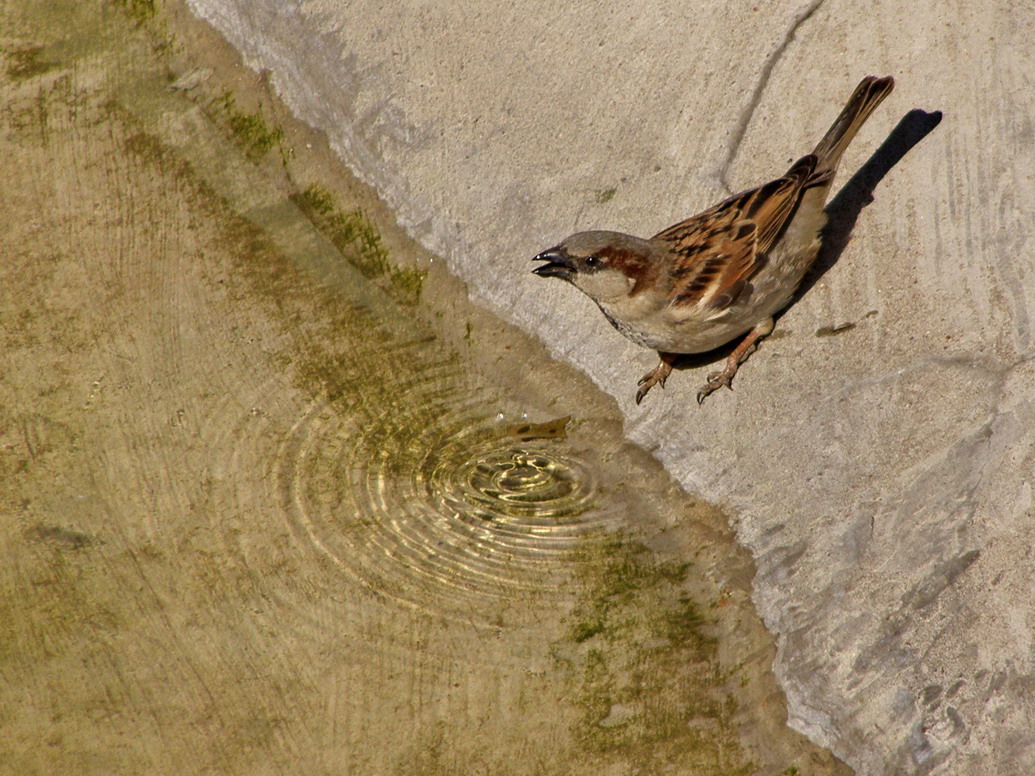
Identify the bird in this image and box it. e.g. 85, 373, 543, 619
532, 75, 895, 405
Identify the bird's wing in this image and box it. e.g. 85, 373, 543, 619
653, 154, 819, 310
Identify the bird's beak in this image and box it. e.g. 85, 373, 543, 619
532, 248, 575, 280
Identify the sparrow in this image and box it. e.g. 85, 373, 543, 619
532, 75, 895, 405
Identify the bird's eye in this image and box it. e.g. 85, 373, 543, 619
585, 255, 599, 267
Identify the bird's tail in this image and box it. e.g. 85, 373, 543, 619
811, 75, 895, 179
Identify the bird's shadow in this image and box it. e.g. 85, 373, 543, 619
795, 107, 943, 300
668, 108, 943, 376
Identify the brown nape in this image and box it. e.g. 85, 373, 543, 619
597, 244, 657, 296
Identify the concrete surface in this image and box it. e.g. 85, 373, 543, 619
180, 0, 1035, 773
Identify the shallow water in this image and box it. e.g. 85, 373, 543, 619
0, 2, 849, 774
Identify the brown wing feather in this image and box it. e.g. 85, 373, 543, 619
655, 154, 817, 310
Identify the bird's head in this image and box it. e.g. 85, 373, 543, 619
532, 230, 656, 302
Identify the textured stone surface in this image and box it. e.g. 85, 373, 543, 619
181, 0, 1035, 772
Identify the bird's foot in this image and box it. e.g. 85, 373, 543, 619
696, 318, 774, 405
696, 365, 738, 405
635, 355, 676, 405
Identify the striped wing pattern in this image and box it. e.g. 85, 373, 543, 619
653, 154, 818, 310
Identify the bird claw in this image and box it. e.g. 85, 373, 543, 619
696, 370, 735, 405
635, 367, 668, 405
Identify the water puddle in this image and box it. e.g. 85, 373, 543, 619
0, 1, 849, 774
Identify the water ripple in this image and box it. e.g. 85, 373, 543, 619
275, 397, 615, 622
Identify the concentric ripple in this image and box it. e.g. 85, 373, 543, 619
457, 449, 587, 517
276, 396, 619, 622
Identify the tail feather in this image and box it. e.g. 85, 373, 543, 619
812, 75, 895, 178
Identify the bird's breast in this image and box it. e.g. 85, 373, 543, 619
597, 295, 744, 353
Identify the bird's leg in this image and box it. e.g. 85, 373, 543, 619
636, 352, 678, 405
697, 317, 775, 404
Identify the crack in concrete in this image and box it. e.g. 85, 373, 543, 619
717, 0, 827, 193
